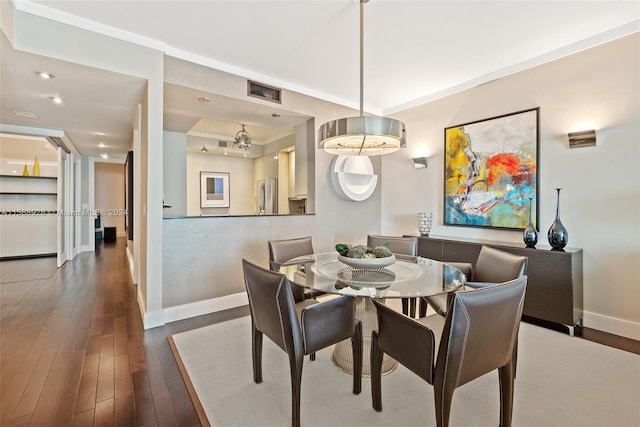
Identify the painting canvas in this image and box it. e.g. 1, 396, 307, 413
444, 108, 538, 230
200, 172, 230, 208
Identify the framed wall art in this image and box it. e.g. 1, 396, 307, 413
200, 171, 230, 208
444, 108, 539, 230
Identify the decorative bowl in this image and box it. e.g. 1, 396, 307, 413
337, 254, 396, 270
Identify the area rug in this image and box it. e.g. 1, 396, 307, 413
170, 316, 639, 427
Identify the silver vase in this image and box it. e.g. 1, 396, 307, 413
523, 197, 537, 248
547, 188, 568, 251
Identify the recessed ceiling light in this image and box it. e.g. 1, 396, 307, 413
100, 154, 108, 159
272, 113, 281, 118
49, 96, 63, 104
36, 71, 55, 79
198, 97, 210, 103
98, 142, 106, 148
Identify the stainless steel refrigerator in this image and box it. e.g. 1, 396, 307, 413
256, 178, 277, 214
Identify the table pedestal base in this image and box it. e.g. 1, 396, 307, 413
332, 297, 397, 376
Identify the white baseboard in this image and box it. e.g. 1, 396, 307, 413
125, 247, 135, 283
143, 309, 166, 329
136, 289, 167, 330
163, 292, 248, 324
583, 311, 640, 341
136, 292, 248, 330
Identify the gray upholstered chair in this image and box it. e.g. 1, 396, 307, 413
268, 236, 320, 301
421, 245, 528, 317
371, 276, 527, 427
242, 259, 362, 427
367, 235, 419, 317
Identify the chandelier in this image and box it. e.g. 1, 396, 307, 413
319, 0, 405, 156
234, 124, 252, 150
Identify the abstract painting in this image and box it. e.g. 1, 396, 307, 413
444, 108, 538, 230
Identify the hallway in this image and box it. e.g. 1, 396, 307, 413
0, 239, 247, 426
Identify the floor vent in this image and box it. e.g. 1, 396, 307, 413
247, 80, 281, 104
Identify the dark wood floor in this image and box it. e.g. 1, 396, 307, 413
0, 238, 248, 426
1, 239, 637, 426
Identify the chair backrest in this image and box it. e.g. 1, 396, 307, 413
434, 276, 527, 389
472, 246, 527, 283
241, 259, 301, 354
268, 236, 314, 271
367, 235, 418, 258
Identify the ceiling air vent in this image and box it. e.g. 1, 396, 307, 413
218, 140, 228, 148
14, 110, 37, 118
248, 80, 282, 104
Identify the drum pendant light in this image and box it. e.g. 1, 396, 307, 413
319, 0, 406, 156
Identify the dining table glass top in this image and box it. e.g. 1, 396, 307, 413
280, 252, 466, 299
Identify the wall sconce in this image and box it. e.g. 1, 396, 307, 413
413, 157, 428, 169
568, 130, 596, 148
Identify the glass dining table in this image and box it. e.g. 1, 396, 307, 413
279, 252, 466, 376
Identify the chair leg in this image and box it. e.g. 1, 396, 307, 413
512, 336, 519, 379
499, 361, 515, 427
419, 298, 428, 318
433, 382, 455, 427
252, 324, 263, 383
370, 330, 383, 411
288, 352, 304, 427
310, 352, 316, 361
409, 297, 417, 318
401, 298, 409, 316
351, 321, 362, 395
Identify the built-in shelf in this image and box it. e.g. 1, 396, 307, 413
0, 174, 58, 258
0, 175, 57, 180
0, 192, 57, 195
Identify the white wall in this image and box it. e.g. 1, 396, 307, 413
186, 152, 255, 216
95, 162, 125, 235
383, 33, 640, 339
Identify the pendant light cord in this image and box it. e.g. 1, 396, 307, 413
360, 0, 364, 117
358, 0, 367, 155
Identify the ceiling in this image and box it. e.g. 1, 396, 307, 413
1, 0, 638, 160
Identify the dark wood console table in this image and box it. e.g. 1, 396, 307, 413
418, 236, 583, 334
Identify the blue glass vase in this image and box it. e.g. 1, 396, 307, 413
523, 197, 537, 248
547, 188, 568, 251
